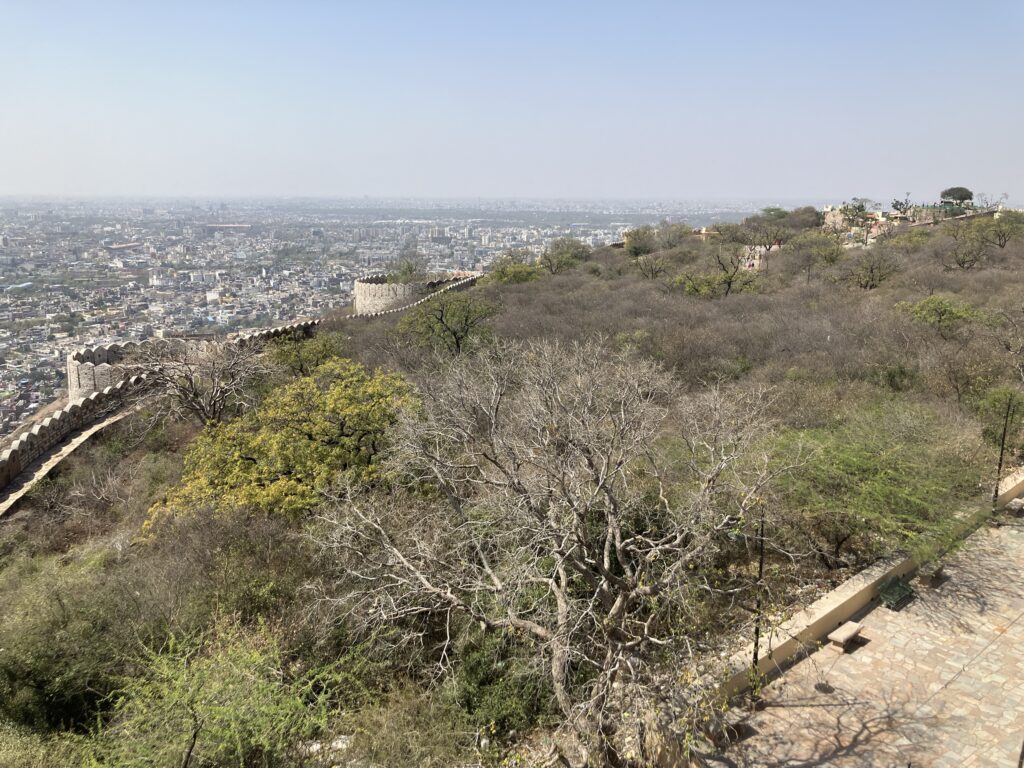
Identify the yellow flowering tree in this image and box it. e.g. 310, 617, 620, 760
157, 359, 411, 519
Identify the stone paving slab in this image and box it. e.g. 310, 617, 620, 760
727, 521, 1024, 767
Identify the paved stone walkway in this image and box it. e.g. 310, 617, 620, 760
728, 520, 1024, 767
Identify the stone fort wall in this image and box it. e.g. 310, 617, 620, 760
352, 272, 471, 315
65, 320, 321, 402
0, 375, 149, 494
353, 274, 421, 315
350, 271, 479, 319
1, 271, 480, 511
6, 317, 322, 503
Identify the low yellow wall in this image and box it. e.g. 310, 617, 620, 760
996, 466, 1024, 508
722, 554, 916, 697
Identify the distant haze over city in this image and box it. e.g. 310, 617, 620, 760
0, 197, 817, 220
1, 1, 1021, 202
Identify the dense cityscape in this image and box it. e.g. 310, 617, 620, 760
0, 198, 765, 439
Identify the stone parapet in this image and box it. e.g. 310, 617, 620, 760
352, 272, 478, 315
348, 271, 481, 319
721, 554, 917, 697
65, 321, 321, 401
0, 374, 149, 507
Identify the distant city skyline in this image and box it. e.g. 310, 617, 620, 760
2, 1, 1022, 202
0, 197, 662, 437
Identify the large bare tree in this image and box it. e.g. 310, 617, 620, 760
314, 340, 787, 765
125, 339, 270, 424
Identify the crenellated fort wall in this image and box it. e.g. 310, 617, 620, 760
352, 272, 475, 315
353, 274, 422, 314
65, 320, 321, 401
2, 272, 480, 514
0, 375, 149, 495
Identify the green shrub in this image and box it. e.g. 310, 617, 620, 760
0, 510, 315, 732
971, 385, 1024, 452
448, 630, 555, 736
624, 226, 657, 257
269, 331, 347, 378
92, 618, 341, 767
897, 294, 979, 341
775, 398, 988, 565
0, 551, 127, 730
396, 292, 500, 356
153, 359, 411, 520
0, 721, 84, 768
486, 252, 543, 284
342, 686, 477, 768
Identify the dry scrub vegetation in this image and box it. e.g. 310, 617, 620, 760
3, 211, 1024, 766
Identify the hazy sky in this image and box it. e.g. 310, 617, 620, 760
2, 1, 1021, 203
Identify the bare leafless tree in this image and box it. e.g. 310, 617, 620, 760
712, 244, 756, 296
635, 254, 667, 280
780, 230, 843, 284
314, 339, 791, 766
941, 219, 989, 270
979, 210, 1024, 249
975, 191, 1008, 211
990, 304, 1024, 387
125, 339, 271, 424
839, 246, 900, 289
678, 244, 756, 298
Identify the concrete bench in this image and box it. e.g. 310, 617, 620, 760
827, 621, 863, 650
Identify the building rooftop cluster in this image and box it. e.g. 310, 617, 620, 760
1, 197, 767, 441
